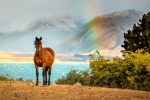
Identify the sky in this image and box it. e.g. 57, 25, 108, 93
0, 0, 150, 33
0, 0, 150, 62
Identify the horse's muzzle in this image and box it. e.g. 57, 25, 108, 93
36, 51, 40, 55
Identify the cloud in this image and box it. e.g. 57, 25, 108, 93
0, 0, 150, 34
0, 0, 87, 33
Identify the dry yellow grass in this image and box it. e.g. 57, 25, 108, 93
0, 81, 150, 100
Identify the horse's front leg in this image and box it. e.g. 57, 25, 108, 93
35, 66, 39, 86
48, 67, 52, 85
42, 64, 47, 85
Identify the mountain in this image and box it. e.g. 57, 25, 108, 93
15, 16, 82, 33
55, 54, 86, 62
73, 54, 90, 61
0, 16, 83, 53
60, 10, 143, 54
0, 10, 144, 57
72, 53, 114, 61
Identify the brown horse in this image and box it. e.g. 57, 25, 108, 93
34, 37, 55, 85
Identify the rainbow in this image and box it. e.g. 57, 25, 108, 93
79, 2, 119, 52
81, 1, 111, 50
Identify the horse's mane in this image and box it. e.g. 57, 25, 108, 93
34, 41, 36, 46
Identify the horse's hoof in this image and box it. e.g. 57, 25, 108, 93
43, 83, 46, 86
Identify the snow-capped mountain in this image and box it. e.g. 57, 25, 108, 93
16, 16, 82, 33
59, 10, 143, 54
0, 10, 143, 59
0, 16, 83, 53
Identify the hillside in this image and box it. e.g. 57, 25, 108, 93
61, 10, 143, 54
0, 81, 150, 100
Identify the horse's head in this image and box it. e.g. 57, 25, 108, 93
34, 37, 42, 55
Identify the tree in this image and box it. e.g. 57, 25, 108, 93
122, 12, 150, 53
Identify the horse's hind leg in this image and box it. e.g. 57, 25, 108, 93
48, 67, 51, 85
35, 66, 39, 86
45, 67, 48, 85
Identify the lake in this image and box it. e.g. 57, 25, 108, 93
0, 62, 89, 83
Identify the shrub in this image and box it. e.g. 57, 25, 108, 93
56, 70, 91, 86
16, 77, 24, 81
56, 49, 150, 91
0, 74, 13, 81
89, 49, 150, 91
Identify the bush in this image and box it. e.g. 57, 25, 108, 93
56, 70, 91, 86
56, 49, 150, 91
56, 70, 81, 85
89, 49, 150, 91
123, 50, 150, 91
89, 55, 129, 88
0, 75, 9, 81
0, 74, 13, 81
16, 77, 24, 81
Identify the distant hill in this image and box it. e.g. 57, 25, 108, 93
61, 10, 143, 54
73, 54, 90, 61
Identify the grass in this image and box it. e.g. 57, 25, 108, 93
0, 74, 13, 81
0, 74, 35, 87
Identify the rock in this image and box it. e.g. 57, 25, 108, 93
73, 82, 82, 86
14, 93, 19, 97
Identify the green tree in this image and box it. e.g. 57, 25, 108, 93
123, 50, 150, 91
122, 12, 150, 53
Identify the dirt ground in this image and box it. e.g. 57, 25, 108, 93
0, 81, 150, 100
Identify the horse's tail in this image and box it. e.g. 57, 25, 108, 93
45, 47, 55, 58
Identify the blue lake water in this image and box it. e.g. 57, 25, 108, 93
0, 63, 89, 83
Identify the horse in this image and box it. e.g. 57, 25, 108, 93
34, 37, 55, 85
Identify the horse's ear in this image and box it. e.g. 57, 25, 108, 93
40, 37, 42, 40
36, 37, 38, 40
